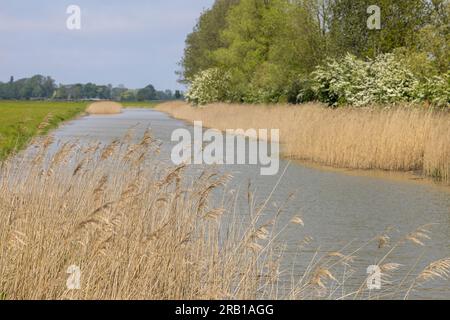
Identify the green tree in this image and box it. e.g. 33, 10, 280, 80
112, 85, 127, 101
120, 90, 137, 102
83, 83, 97, 98
180, 0, 240, 82
329, 0, 430, 58
54, 85, 69, 100
212, 0, 282, 101
415, 0, 449, 73
136, 85, 156, 101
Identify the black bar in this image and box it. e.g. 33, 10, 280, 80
1, 300, 447, 319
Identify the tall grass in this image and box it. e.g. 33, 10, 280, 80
0, 133, 270, 299
120, 101, 160, 108
86, 101, 122, 114
0, 128, 448, 299
157, 102, 450, 184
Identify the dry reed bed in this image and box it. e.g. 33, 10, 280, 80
0, 133, 268, 299
0, 128, 449, 299
157, 102, 450, 184
86, 101, 122, 114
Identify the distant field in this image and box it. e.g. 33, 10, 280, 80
0, 100, 88, 159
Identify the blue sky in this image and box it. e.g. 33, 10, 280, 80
0, 0, 214, 90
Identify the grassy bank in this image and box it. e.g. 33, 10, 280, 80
157, 102, 450, 184
0, 100, 88, 160
1, 132, 447, 299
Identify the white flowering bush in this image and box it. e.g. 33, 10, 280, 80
369, 54, 418, 104
185, 68, 231, 105
312, 54, 369, 106
312, 54, 419, 107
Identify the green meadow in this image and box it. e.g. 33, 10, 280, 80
0, 100, 88, 159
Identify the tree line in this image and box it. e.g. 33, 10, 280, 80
180, 0, 449, 105
0, 75, 183, 101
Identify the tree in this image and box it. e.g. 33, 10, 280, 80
83, 83, 97, 98
69, 84, 83, 100
257, 0, 328, 102
414, 0, 449, 73
54, 85, 68, 100
210, 0, 282, 101
136, 85, 156, 101
164, 89, 173, 99
120, 90, 137, 102
96, 86, 111, 99
112, 85, 127, 101
174, 90, 182, 99
0, 75, 174, 102
42, 76, 56, 97
0, 77, 14, 99
180, 0, 240, 82
329, 0, 430, 58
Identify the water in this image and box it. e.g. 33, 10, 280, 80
53, 109, 450, 299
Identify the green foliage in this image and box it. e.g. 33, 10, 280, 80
329, 0, 430, 58
413, 72, 450, 107
185, 68, 232, 105
415, 1, 450, 74
137, 85, 157, 101
1, 76, 177, 102
0, 75, 55, 100
119, 90, 137, 102
180, 0, 240, 82
181, 0, 449, 106
208, 0, 326, 104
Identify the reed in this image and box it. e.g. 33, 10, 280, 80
157, 102, 450, 184
0, 132, 448, 300
86, 101, 122, 114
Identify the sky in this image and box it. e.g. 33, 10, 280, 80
0, 0, 215, 90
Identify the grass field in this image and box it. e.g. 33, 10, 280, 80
0, 100, 88, 159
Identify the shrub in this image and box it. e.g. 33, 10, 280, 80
293, 78, 317, 104
312, 54, 419, 107
368, 54, 418, 105
312, 54, 370, 107
242, 84, 284, 104
185, 68, 231, 105
413, 72, 450, 108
